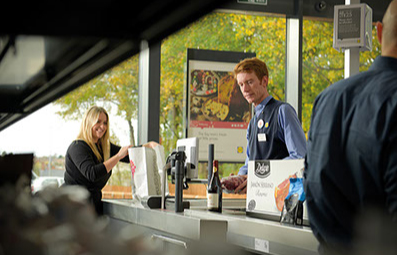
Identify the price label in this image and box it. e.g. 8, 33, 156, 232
254, 238, 269, 253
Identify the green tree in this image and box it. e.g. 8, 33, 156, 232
54, 12, 381, 181
160, 13, 287, 153
54, 55, 140, 146
160, 12, 287, 177
302, 19, 381, 135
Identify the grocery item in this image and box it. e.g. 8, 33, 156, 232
280, 178, 305, 226
221, 175, 245, 193
274, 173, 297, 212
207, 160, 222, 212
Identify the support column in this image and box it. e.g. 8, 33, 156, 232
285, 0, 303, 121
138, 41, 161, 145
344, 0, 361, 78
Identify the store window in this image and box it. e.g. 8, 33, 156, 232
301, 18, 381, 135
160, 11, 286, 198
4, 13, 383, 202
65, 54, 141, 199
0, 52, 140, 198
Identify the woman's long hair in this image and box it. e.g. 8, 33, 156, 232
76, 106, 110, 162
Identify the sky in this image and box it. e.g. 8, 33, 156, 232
0, 103, 132, 157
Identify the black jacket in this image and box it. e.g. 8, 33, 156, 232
64, 140, 129, 214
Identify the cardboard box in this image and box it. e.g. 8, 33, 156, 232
246, 159, 309, 224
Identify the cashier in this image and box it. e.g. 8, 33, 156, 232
233, 58, 306, 193
64, 106, 158, 215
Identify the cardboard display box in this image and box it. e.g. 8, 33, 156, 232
246, 159, 309, 225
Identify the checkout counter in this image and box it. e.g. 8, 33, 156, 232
103, 196, 319, 255
113, 148, 319, 255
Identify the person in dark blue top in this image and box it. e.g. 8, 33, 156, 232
305, 1, 397, 254
233, 57, 306, 193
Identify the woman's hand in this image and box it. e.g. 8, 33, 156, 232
117, 145, 133, 160
104, 145, 132, 173
143, 141, 160, 149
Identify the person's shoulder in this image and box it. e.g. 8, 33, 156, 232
279, 101, 294, 109
279, 102, 297, 115
318, 69, 377, 102
70, 139, 88, 146
67, 140, 90, 151
315, 76, 351, 101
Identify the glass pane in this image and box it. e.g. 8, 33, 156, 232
0, 54, 140, 201
160, 11, 286, 198
302, 18, 381, 136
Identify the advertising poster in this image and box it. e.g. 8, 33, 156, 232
186, 49, 255, 162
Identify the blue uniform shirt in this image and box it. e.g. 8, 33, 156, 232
239, 96, 307, 175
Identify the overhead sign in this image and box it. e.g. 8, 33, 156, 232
237, 0, 267, 5
337, 7, 361, 40
333, 4, 373, 52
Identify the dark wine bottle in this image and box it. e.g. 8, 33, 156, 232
207, 160, 222, 212
208, 144, 214, 184
215, 160, 222, 213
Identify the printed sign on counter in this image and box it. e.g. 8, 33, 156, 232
246, 159, 308, 222
254, 238, 270, 253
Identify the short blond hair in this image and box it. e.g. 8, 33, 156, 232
77, 106, 110, 161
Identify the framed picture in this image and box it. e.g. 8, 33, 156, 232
186, 49, 255, 162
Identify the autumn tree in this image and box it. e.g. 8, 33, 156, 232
160, 12, 287, 177
54, 55, 140, 146
301, 19, 380, 134
55, 11, 381, 179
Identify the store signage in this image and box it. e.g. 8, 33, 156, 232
333, 4, 373, 51
186, 49, 255, 162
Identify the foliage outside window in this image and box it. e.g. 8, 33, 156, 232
53, 12, 381, 200
160, 11, 287, 180
302, 18, 381, 134
55, 55, 140, 198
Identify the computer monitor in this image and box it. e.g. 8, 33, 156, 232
176, 137, 199, 180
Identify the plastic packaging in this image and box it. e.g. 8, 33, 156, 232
221, 175, 245, 193
280, 177, 305, 226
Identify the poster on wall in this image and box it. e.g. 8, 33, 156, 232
186, 49, 256, 162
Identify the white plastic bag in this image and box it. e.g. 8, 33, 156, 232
153, 145, 169, 195
128, 146, 165, 200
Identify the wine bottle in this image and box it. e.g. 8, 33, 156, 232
214, 160, 222, 212
207, 160, 222, 212
208, 144, 214, 184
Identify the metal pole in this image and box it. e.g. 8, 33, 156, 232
344, 0, 361, 78
175, 153, 184, 213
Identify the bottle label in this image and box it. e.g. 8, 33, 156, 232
207, 192, 219, 209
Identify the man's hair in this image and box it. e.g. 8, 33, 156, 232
233, 57, 269, 81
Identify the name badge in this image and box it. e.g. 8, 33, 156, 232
258, 133, 267, 142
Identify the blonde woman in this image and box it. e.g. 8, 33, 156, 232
64, 106, 158, 215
